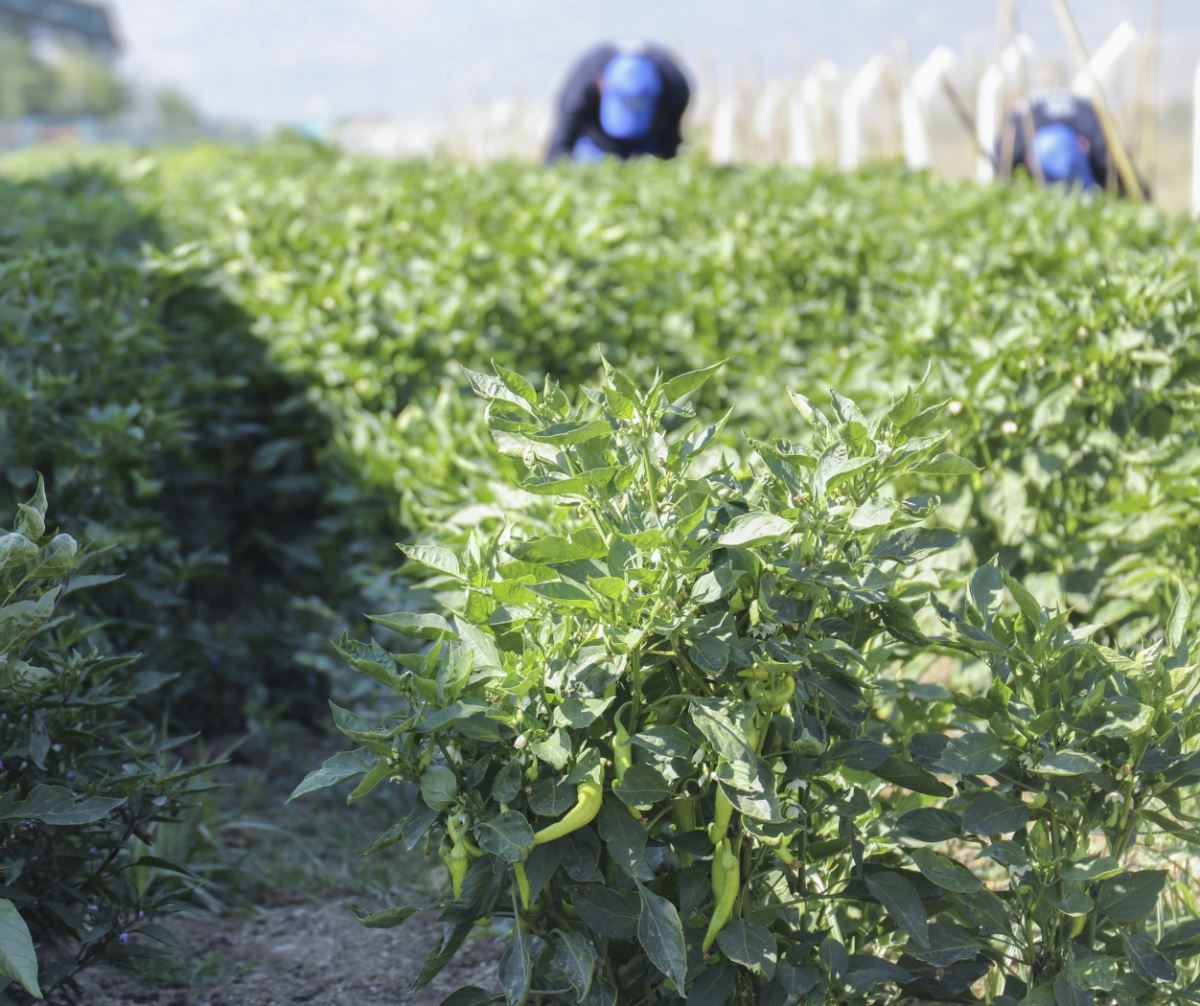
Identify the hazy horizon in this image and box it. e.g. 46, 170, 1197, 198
107, 1, 1200, 124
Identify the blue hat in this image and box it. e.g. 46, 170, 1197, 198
599, 53, 663, 140
1033, 123, 1096, 189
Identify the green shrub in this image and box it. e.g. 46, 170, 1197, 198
0, 481, 209, 1003
0, 167, 399, 727
310, 368, 1200, 1004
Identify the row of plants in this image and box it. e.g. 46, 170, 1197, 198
304, 366, 1200, 1005
0, 482, 207, 1003
0, 165, 409, 729
3, 146, 1196, 716
125, 146, 1199, 644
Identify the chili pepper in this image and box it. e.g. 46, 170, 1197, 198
441, 842, 470, 898
702, 840, 739, 953
708, 786, 733, 846
533, 770, 604, 845
758, 675, 795, 711
673, 797, 697, 866
514, 860, 532, 910
737, 667, 771, 682
613, 703, 634, 782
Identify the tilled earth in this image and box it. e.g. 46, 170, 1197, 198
75, 899, 501, 1006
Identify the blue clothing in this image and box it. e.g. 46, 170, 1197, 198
546, 43, 691, 164
995, 91, 1117, 191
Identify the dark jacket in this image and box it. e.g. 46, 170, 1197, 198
545, 43, 691, 164
994, 90, 1119, 190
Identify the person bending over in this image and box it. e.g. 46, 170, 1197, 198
546, 42, 691, 164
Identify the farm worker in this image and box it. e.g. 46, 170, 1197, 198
994, 89, 1140, 195
545, 42, 692, 164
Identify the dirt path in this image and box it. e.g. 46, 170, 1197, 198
76, 898, 501, 1006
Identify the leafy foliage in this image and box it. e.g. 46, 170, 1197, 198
0, 482, 210, 1004
0, 167, 404, 727
314, 367, 1200, 1004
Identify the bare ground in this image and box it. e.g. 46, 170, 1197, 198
74, 898, 501, 1006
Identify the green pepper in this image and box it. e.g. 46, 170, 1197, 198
702, 840, 739, 953
673, 797, 697, 866
514, 860, 532, 910
533, 769, 604, 845
708, 786, 733, 846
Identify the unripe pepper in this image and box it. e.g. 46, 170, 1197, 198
708, 787, 733, 846
441, 842, 471, 898
533, 769, 604, 845
514, 860, 532, 910
673, 797, 697, 866
702, 840, 739, 953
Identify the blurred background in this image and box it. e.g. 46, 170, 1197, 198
2, 0, 1198, 210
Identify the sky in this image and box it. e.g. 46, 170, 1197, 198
106, 0, 1200, 124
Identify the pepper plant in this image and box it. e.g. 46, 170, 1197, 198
299, 363, 993, 1005
879, 566, 1200, 1005
0, 480, 210, 1004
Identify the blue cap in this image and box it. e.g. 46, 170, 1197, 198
1033, 123, 1096, 189
599, 53, 662, 140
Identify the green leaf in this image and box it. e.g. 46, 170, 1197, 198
870, 527, 957, 562
685, 964, 736, 1006
935, 731, 1008, 777
1097, 871, 1167, 922
1167, 582, 1191, 653
910, 849, 982, 894
968, 562, 1004, 628
573, 885, 639, 939
404, 544, 462, 579
961, 792, 1029, 836
662, 362, 725, 402
637, 881, 688, 989
896, 808, 962, 842
1035, 751, 1103, 777
4, 784, 123, 826
368, 610, 458, 640
550, 928, 595, 1000
715, 921, 777, 979
870, 756, 952, 797
529, 419, 613, 446
477, 812, 535, 863
613, 764, 672, 810
1053, 974, 1091, 1006
911, 453, 979, 476
1122, 934, 1177, 985
348, 903, 426, 928
498, 915, 531, 1006
865, 872, 928, 948
347, 757, 393, 804
717, 511, 792, 548
420, 764, 458, 811
0, 899, 40, 1000
598, 801, 650, 879
905, 923, 981, 968
1062, 855, 1121, 884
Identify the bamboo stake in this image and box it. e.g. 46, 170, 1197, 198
1137, 0, 1161, 192
1048, 0, 1144, 201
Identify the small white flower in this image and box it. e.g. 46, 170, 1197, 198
1072, 374, 1084, 389
514, 734, 528, 750
947, 400, 964, 416
1001, 419, 1019, 436
1104, 791, 1122, 805
1018, 753, 1036, 771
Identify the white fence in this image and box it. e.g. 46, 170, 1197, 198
335, 21, 1198, 211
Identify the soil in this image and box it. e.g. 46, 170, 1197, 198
74, 897, 502, 1006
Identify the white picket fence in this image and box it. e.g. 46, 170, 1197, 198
336, 23, 1200, 214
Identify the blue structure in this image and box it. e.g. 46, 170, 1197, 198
0, 1, 118, 56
